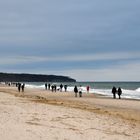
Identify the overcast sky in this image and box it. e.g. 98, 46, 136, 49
0, 0, 140, 81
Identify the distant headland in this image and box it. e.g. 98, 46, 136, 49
0, 72, 76, 82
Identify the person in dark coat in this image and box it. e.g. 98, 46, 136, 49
51, 85, 54, 92
74, 86, 78, 97
48, 84, 51, 90
18, 83, 21, 92
118, 87, 122, 99
21, 83, 25, 92
112, 86, 117, 99
86, 86, 90, 93
60, 84, 63, 92
54, 85, 57, 92
45, 83, 47, 90
64, 85, 67, 92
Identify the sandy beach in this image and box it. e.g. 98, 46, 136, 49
0, 86, 140, 140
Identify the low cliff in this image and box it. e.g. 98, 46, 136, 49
0, 73, 76, 82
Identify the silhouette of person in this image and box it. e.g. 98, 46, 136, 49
54, 85, 57, 92
118, 87, 122, 99
48, 84, 51, 90
60, 84, 63, 92
74, 86, 78, 97
21, 83, 25, 92
64, 85, 67, 92
45, 83, 47, 90
112, 86, 117, 99
51, 85, 54, 92
79, 85, 82, 97
18, 83, 21, 92
86, 86, 90, 93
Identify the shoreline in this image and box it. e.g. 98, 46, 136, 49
0, 86, 140, 123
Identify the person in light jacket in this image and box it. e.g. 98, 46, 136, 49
78, 85, 82, 97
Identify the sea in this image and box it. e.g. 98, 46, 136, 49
25, 82, 140, 100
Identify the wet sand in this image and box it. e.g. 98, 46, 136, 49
0, 86, 140, 140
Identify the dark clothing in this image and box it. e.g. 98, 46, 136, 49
48, 84, 51, 90
118, 87, 122, 99
86, 86, 89, 93
54, 85, 57, 92
64, 85, 67, 92
79, 91, 82, 97
21, 84, 25, 92
18, 83, 21, 92
51, 85, 54, 92
45, 83, 47, 90
112, 87, 117, 99
74, 86, 78, 97
60, 84, 63, 92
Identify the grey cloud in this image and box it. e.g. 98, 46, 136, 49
55, 62, 140, 81
0, 51, 139, 65
0, 0, 140, 81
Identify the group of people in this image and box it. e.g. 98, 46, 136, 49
74, 85, 83, 97
45, 83, 68, 92
16, 83, 25, 92
45, 83, 123, 99
112, 86, 122, 99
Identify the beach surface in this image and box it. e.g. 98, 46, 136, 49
0, 86, 140, 140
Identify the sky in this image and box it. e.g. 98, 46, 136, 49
0, 0, 140, 81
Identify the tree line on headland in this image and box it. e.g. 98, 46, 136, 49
0, 72, 76, 82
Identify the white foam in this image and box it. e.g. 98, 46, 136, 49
136, 88, 140, 92
25, 84, 45, 89
24, 83, 140, 100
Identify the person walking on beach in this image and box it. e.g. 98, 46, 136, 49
74, 86, 78, 97
45, 83, 47, 90
117, 87, 122, 99
60, 84, 63, 92
64, 85, 67, 92
51, 85, 54, 92
112, 86, 117, 99
18, 83, 21, 92
54, 84, 57, 92
79, 85, 83, 97
86, 86, 90, 93
21, 83, 25, 92
48, 84, 51, 90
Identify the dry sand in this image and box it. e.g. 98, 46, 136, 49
0, 86, 140, 140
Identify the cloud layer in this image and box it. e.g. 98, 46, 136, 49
0, 0, 140, 81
